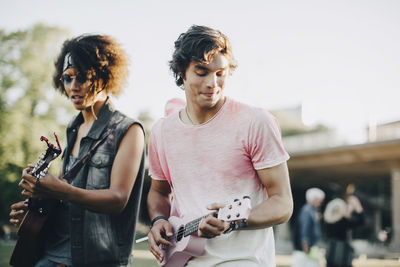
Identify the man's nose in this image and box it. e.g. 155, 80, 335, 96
206, 74, 218, 88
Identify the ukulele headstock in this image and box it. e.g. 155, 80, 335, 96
217, 196, 251, 222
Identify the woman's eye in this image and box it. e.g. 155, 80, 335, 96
77, 74, 87, 84
61, 74, 72, 84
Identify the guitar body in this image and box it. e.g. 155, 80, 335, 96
10, 210, 48, 267
160, 215, 207, 267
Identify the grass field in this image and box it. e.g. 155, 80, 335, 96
0, 241, 158, 267
0, 242, 14, 267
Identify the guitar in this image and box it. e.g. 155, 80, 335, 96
10, 133, 62, 267
159, 196, 251, 267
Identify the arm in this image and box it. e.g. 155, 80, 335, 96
19, 123, 144, 214
298, 209, 312, 253
197, 162, 292, 243
245, 162, 293, 229
147, 179, 173, 262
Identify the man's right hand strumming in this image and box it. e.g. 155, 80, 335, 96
147, 217, 173, 263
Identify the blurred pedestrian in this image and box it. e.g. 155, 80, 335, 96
324, 194, 364, 267
292, 187, 325, 267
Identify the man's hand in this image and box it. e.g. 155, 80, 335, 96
148, 218, 173, 263
302, 241, 309, 254
9, 200, 28, 227
198, 203, 230, 238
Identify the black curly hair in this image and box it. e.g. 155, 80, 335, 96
53, 34, 129, 97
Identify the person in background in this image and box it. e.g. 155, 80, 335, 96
9, 34, 145, 267
324, 194, 365, 267
164, 98, 186, 117
292, 187, 325, 267
146, 25, 293, 267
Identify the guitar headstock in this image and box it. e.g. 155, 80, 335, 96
31, 133, 62, 179
217, 196, 251, 222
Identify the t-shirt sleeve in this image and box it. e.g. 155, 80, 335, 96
247, 109, 290, 170
148, 120, 168, 181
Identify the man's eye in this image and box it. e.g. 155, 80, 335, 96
196, 70, 207, 76
217, 71, 226, 77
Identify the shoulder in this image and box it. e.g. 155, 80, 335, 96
113, 110, 143, 132
227, 98, 276, 125
150, 112, 180, 135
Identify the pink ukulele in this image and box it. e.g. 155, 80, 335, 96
159, 196, 251, 267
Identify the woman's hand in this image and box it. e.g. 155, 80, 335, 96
9, 200, 29, 227
18, 164, 67, 199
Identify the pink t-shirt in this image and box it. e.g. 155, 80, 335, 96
149, 97, 289, 266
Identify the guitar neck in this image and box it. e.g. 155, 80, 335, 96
184, 212, 217, 236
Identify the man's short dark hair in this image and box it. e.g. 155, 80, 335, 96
169, 25, 237, 87
53, 34, 128, 97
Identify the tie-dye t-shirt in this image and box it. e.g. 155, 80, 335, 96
149, 97, 289, 266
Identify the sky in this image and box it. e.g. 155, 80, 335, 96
1, 0, 399, 143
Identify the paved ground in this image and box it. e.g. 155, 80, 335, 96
133, 249, 400, 267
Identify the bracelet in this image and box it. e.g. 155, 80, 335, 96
223, 221, 238, 234
150, 216, 167, 228
223, 220, 248, 234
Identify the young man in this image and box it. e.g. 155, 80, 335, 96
147, 25, 293, 266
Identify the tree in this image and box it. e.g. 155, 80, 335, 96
0, 24, 73, 225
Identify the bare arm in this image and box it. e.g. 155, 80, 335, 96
147, 179, 172, 220
246, 162, 293, 229
147, 179, 173, 262
19, 124, 144, 214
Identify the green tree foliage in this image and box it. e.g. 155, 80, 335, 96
0, 24, 73, 225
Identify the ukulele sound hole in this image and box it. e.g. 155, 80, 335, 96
176, 226, 184, 241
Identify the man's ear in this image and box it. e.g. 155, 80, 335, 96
179, 72, 185, 81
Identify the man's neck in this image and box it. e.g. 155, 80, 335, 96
184, 96, 226, 125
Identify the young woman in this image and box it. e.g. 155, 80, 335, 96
10, 34, 145, 267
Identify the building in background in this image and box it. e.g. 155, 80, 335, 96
272, 106, 400, 258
